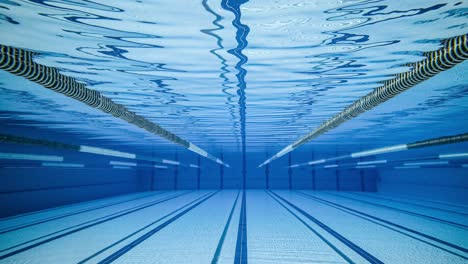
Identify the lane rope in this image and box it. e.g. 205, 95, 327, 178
0, 45, 229, 167
259, 34, 468, 167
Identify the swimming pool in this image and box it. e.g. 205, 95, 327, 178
0, 0, 467, 263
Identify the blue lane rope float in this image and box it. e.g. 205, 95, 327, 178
0, 45, 229, 167
259, 34, 468, 167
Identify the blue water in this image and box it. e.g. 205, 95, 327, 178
0, 0, 467, 263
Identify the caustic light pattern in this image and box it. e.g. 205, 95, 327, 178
0, 190, 467, 264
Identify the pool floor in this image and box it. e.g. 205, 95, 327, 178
0, 190, 466, 263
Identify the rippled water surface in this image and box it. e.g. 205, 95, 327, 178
0, 0, 467, 156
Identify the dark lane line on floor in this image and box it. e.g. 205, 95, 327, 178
296, 192, 468, 260
0, 191, 193, 260
0, 192, 167, 234
96, 191, 220, 264
270, 191, 383, 264
234, 190, 247, 264
79, 191, 217, 263
381, 193, 468, 210
0, 180, 133, 194
297, 192, 468, 255
0, 192, 153, 222
348, 192, 468, 216
211, 190, 241, 264
266, 191, 355, 264
322, 192, 468, 229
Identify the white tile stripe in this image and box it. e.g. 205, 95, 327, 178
112, 166, 133, 169
355, 165, 376, 169
110, 161, 137, 166
162, 159, 180, 165
404, 161, 449, 166
439, 153, 468, 159
42, 162, 84, 168
357, 160, 387, 166
80, 146, 136, 159
0, 152, 63, 162
351, 145, 408, 158
394, 166, 420, 169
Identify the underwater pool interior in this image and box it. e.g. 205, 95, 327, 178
0, 0, 467, 263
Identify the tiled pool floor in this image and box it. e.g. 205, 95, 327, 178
0, 190, 467, 263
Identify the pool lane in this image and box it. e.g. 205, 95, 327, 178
358, 192, 468, 214
0, 192, 167, 234
325, 192, 468, 226
0, 191, 161, 230
0, 191, 186, 253
247, 190, 347, 264
0, 191, 205, 263
216, 191, 243, 264
274, 191, 468, 263
268, 190, 378, 264
304, 191, 468, 249
212, 190, 241, 264
107, 190, 238, 264
0, 190, 466, 263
